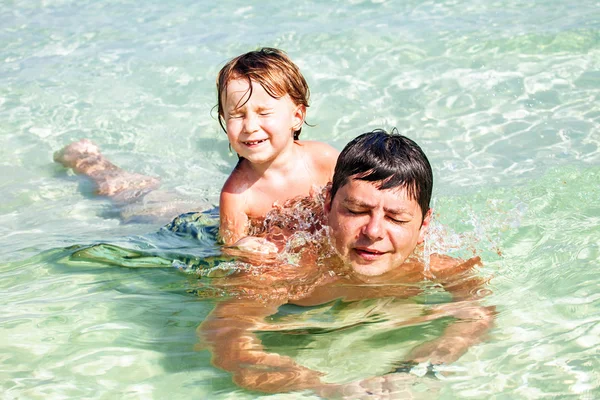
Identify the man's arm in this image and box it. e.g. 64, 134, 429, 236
197, 298, 329, 394
404, 301, 495, 365
405, 255, 495, 365
328, 256, 494, 397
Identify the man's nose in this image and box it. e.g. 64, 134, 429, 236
361, 214, 384, 240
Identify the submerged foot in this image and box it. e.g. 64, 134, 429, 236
54, 139, 161, 197
53, 139, 102, 169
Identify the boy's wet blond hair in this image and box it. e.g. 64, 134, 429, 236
216, 47, 310, 140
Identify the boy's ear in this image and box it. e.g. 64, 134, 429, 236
218, 113, 226, 130
293, 104, 306, 131
417, 209, 432, 244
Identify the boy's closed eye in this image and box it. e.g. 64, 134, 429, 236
256, 107, 274, 116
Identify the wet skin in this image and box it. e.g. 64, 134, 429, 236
223, 78, 304, 167
325, 178, 431, 277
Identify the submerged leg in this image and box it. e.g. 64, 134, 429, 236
53, 139, 161, 198
54, 139, 212, 223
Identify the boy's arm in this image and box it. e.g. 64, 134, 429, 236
220, 189, 280, 257
219, 188, 249, 245
198, 298, 330, 394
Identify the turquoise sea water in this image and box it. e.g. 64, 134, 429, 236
1, 0, 599, 398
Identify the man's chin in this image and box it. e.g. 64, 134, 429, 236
348, 260, 392, 277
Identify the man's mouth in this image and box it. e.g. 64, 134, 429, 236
243, 139, 267, 146
353, 247, 385, 260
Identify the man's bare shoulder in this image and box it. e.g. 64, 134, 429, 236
428, 254, 482, 279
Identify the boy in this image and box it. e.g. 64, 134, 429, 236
54, 48, 339, 245
216, 48, 338, 245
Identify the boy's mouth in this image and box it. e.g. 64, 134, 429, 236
243, 139, 267, 146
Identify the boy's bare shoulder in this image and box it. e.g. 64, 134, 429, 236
221, 162, 252, 196
298, 140, 338, 155
297, 140, 339, 171
220, 174, 247, 210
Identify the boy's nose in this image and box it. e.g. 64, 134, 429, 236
243, 113, 259, 133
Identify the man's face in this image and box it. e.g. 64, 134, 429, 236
325, 178, 431, 277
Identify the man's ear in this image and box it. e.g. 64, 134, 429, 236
417, 209, 432, 244
324, 186, 333, 214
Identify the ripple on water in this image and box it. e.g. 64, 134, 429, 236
1, 0, 599, 397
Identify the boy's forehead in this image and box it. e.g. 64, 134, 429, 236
222, 79, 257, 107
223, 78, 282, 102
224, 77, 251, 94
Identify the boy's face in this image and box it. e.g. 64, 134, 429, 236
325, 178, 430, 277
222, 78, 304, 165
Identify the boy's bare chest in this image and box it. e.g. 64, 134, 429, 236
250, 174, 320, 206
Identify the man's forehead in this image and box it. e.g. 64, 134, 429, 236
338, 179, 419, 210
345, 178, 414, 197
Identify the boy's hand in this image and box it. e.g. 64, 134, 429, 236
231, 236, 279, 254
222, 236, 281, 265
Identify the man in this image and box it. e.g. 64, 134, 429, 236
198, 129, 494, 396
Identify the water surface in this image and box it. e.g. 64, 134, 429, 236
1, 0, 599, 398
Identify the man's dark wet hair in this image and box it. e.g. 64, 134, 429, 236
329, 129, 433, 219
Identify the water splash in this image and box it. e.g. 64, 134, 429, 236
422, 195, 528, 277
